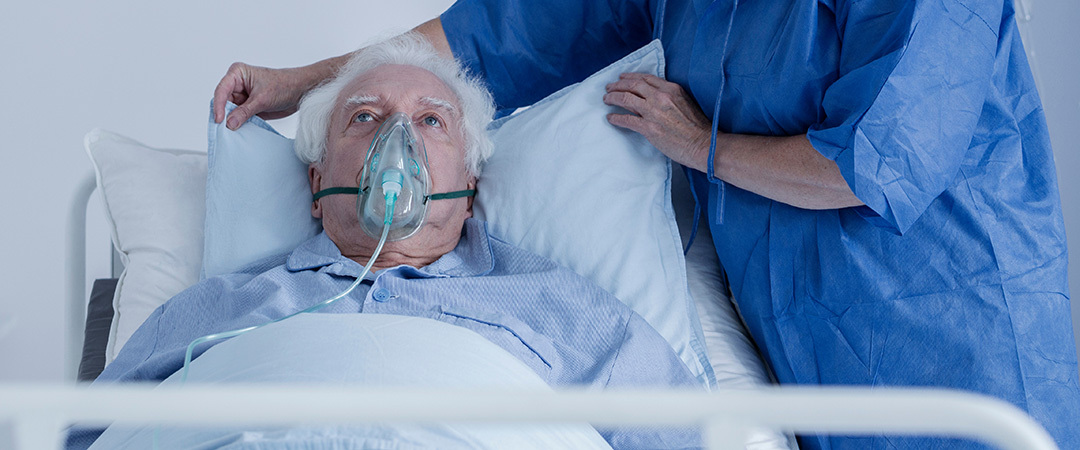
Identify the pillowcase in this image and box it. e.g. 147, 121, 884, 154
84, 129, 206, 363
474, 41, 713, 386
202, 103, 319, 279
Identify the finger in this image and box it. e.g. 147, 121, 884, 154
227, 101, 261, 130
618, 72, 662, 83
618, 72, 652, 81
257, 107, 297, 121
606, 76, 657, 96
212, 78, 233, 123
619, 72, 678, 94
229, 91, 249, 107
213, 68, 245, 123
606, 112, 651, 136
603, 91, 648, 115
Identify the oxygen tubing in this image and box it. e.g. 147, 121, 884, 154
179, 193, 398, 383
151, 176, 402, 449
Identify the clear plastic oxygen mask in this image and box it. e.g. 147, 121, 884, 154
312, 111, 476, 241
357, 112, 430, 240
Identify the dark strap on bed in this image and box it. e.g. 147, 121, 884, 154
78, 278, 117, 382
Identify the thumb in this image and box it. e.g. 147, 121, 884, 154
226, 103, 259, 130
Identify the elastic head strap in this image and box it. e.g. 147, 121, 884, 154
312, 187, 361, 202
425, 189, 476, 203
311, 187, 475, 204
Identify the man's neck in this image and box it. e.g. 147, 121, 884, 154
342, 249, 441, 272
333, 232, 460, 272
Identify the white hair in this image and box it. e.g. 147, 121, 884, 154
295, 33, 496, 178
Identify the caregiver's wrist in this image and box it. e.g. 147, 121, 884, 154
693, 128, 722, 176
299, 55, 347, 90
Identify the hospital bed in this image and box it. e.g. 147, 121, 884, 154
1, 40, 1062, 448
1, 171, 1046, 450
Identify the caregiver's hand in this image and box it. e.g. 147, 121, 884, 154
213, 61, 338, 130
604, 73, 863, 210
603, 73, 711, 172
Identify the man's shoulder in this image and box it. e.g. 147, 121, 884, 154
484, 232, 556, 269
168, 252, 293, 308
201, 230, 332, 289
472, 221, 626, 310
232, 252, 291, 276
478, 224, 576, 280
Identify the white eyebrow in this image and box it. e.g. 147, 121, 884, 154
344, 95, 379, 107
420, 96, 458, 114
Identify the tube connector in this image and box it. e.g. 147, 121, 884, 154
383, 191, 398, 225
381, 170, 404, 197
382, 170, 403, 225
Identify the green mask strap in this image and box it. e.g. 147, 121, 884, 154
312, 187, 360, 202
312, 187, 475, 204
425, 189, 476, 203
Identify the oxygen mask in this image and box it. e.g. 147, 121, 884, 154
312, 112, 475, 241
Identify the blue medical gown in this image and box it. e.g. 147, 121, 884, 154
443, 0, 1080, 448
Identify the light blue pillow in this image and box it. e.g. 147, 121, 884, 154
203, 102, 320, 279
202, 41, 714, 387
475, 41, 713, 386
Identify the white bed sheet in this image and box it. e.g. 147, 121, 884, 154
89, 314, 614, 450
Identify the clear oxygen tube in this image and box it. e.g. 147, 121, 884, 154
147, 186, 393, 444
149, 175, 403, 448
179, 188, 400, 383
147, 142, 410, 449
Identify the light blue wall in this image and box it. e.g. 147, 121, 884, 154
1015, 0, 1080, 365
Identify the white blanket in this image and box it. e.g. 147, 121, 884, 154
90, 314, 612, 449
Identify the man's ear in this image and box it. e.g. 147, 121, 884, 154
465, 176, 476, 218
309, 164, 324, 219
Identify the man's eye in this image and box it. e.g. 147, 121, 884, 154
354, 112, 374, 123
423, 116, 441, 127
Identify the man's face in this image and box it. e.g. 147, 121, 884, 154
311, 64, 474, 257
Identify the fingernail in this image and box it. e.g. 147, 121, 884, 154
227, 118, 238, 130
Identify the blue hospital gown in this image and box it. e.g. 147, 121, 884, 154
68, 219, 702, 449
441, 0, 1080, 448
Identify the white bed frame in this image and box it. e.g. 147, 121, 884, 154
0, 172, 1057, 450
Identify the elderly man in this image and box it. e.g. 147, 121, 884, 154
67, 34, 703, 449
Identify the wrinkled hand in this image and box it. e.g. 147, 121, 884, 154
603, 73, 712, 172
213, 62, 324, 130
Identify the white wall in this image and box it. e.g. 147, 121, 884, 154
0, 0, 454, 382
1, 0, 1078, 383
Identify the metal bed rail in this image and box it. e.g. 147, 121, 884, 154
65, 172, 98, 383
0, 384, 1059, 450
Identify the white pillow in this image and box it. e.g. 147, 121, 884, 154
202, 102, 319, 279
474, 41, 713, 386
84, 129, 206, 363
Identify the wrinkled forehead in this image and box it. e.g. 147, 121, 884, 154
335, 64, 461, 114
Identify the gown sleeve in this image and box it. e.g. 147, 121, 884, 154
805, 0, 1002, 234
440, 0, 657, 112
